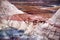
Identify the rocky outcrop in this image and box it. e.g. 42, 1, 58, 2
30, 9, 60, 40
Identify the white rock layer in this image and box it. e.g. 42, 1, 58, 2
0, 0, 24, 16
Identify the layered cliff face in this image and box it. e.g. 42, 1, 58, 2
1, 9, 60, 40
1, 14, 46, 30
0, 0, 46, 29
30, 9, 60, 40
0, 0, 25, 29
0, 0, 60, 40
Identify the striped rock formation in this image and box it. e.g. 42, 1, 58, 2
7, 14, 45, 30
0, 0, 46, 32
30, 9, 60, 40
0, 0, 25, 29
